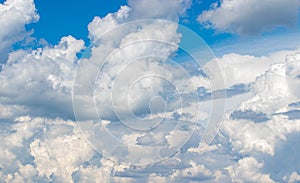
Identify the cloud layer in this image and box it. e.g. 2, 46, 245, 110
0, 0, 300, 182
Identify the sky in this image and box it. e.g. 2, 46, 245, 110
28, 0, 128, 44
0, 0, 300, 182
24, 0, 300, 56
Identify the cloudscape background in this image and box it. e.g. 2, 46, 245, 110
0, 0, 300, 182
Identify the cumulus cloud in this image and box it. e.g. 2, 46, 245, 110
204, 49, 300, 90
198, 0, 300, 35
240, 53, 300, 114
30, 124, 94, 182
0, 36, 84, 120
0, 0, 39, 62
88, 0, 191, 42
73, 4, 217, 165
223, 116, 300, 156
225, 157, 275, 183
1, 49, 300, 181
78, 5, 203, 123
1, 0, 300, 182
284, 172, 300, 183
88, 6, 131, 42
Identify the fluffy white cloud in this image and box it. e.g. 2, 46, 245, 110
0, 116, 134, 182
79, 6, 202, 123
0, 36, 84, 120
170, 161, 213, 180
0, 48, 300, 181
284, 172, 300, 183
204, 49, 300, 90
240, 53, 300, 114
225, 157, 275, 183
88, 6, 130, 42
0, 0, 39, 62
30, 125, 94, 182
88, 0, 191, 41
1, 0, 300, 182
198, 0, 300, 35
222, 116, 300, 156
74, 5, 215, 165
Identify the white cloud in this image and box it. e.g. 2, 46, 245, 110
0, 0, 39, 62
76, 10, 212, 164
170, 161, 213, 180
0, 116, 137, 182
1, 1, 300, 182
88, 6, 130, 42
30, 127, 94, 182
0, 36, 84, 120
198, 0, 300, 35
80, 7, 200, 123
222, 116, 300, 156
204, 49, 300, 90
285, 172, 300, 183
216, 54, 300, 157
148, 174, 168, 183
240, 53, 300, 114
204, 54, 271, 89
225, 157, 275, 183
88, 0, 191, 42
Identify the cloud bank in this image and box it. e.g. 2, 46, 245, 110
0, 0, 300, 182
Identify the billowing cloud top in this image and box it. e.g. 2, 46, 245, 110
0, 0, 39, 62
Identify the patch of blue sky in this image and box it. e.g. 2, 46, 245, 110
7, 0, 300, 58
28, 0, 127, 45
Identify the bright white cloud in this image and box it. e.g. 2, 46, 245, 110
81, 6, 200, 123
225, 157, 275, 183
88, 6, 131, 42
198, 0, 300, 35
204, 49, 300, 90
170, 161, 213, 180
0, 36, 84, 120
223, 116, 300, 156
284, 172, 300, 183
0, 0, 300, 182
240, 53, 300, 114
0, 0, 39, 62
30, 126, 94, 182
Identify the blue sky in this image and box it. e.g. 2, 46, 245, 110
28, 0, 127, 44
23, 0, 300, 57
27, 0, 218, 45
